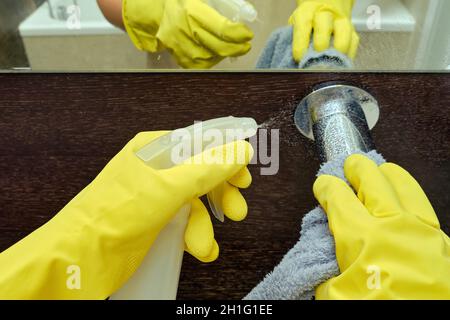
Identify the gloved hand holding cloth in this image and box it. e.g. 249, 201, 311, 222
289, 0, 359, 62
0, 131, 253, 299
314, 154, 450, 299
123, 0, 254, 68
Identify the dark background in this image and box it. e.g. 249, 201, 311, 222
0, 72, 448, 299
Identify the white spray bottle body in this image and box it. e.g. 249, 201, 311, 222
208, 0, 257, 23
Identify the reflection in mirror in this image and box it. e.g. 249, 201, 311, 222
0, 0, 449, 71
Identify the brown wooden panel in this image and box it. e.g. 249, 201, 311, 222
0, 72, 448, 299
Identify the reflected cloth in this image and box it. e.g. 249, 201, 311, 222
256, 26, 353, 69
244, 151, 385, 300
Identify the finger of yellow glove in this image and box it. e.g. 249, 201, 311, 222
122, 0, 165, 52
173, 35, 216, 60
313, 174, 370, 231
379, 163, 440, 228
162, 38, 220, 68
168, 36, 223, 69
157, 23, 220, 68
228, 167, 252, 189
166, 140, 254, 201
185, 198, 215, 260
289, 7, 315, 62
348, 30, 359, 59
342, 0, 356, 16
193, 28, 251, 57
222, 182, 248, 221
344, 154, 402, 217
313, 11, 333, 52
175, 53, 223, 69
187, 239, 219, 263
313, 174, 370, 270
333, 17, 352, 55
187, 1, 254, 43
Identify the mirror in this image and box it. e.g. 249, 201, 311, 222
1, 0, 449, 71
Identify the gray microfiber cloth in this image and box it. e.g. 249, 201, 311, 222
245, 150, 385, 300
256, 26, 353, 69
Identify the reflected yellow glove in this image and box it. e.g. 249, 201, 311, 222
289, 0, 359, 62
123, 0, 253, 69
0, 131, 253, 299
314, 154, 450, 299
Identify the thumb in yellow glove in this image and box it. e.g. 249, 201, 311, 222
313, 154, 450, 299
0, 131, 253, 299
289, 0, 359, 62
123, 0, 254, 69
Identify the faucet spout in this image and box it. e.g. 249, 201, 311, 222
294, 83, 380, 162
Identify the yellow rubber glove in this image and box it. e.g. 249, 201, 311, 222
122, 0, 254, 69
0, 131, 253, 299
314, 154, 450, 299
289, 0, 359, 62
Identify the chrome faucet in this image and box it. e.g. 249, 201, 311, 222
294, 83, 380, 162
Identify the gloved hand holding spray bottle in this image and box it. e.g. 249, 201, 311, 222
0, 117, 256, 299
122, 0, 257, 68
112, 117, 258, 299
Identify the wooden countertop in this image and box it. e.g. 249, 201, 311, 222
0, 73, 448, 299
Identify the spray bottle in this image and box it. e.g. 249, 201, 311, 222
208, 0, 257, 23
207, 0, 257, 64
111, 117, 258, 299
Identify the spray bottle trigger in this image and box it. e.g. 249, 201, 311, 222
207, 185, 225, 222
